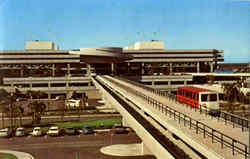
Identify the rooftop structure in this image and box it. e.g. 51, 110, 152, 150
124, 40, 164, 50
25, 40, 59, 50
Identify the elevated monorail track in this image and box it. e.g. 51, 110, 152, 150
102, 75, 249, 159
95, 76, 191, 159
116, 76, 250, 131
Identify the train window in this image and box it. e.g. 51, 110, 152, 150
201, 94, 208, 101
210, 94, 217, 101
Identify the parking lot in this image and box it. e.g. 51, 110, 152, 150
0, 132, 156, 159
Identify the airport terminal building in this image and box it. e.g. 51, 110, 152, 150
0, 40, 224, 98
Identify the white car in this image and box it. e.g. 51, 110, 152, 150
47, 126, 62, 136
0, 128, 12, 138
15, 127, 26, 137
32, 127, 43, 136
65, 99, 80, 109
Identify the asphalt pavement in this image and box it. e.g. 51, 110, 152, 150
0, 133, 156, 159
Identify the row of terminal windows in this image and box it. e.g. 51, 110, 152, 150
10, 83, 93, 88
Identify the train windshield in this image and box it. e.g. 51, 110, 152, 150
210, 94, 217, 101
201, 94, 217, 102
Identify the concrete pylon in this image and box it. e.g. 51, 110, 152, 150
111, 62, 117, 75
86, 64, 91, 76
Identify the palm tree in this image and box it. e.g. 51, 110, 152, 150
0, 104, 9, 129
55, 95, 66, 121
28, 101, 46, 124
0, 89, 18, 130
16, 104, 24, 127
0, 89, 9, 128
222, 82, 245, 113
82, 93, 88, 111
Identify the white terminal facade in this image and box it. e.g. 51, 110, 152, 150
0, 40, 228, 98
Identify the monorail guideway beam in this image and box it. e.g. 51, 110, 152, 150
93, 77, 179, 159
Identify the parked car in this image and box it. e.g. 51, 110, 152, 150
15, 127, 26, 137
0, 128, 12, 138
47, 126, 62, 136
110, 124, 127, 134
64, 127, 76, 135
82, 126, 94, 135
65, 99, 80, 109
32, 127, 43, 136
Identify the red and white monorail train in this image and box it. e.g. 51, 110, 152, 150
176, 86, 220, 115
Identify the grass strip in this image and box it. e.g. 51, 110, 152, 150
53, 118, 122, 128
0, 153, 18, 159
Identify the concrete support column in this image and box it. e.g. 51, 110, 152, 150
48, 81, 51, 90
20, 65, 24, 77
86, 64, 91, 76
29, 77, 32, 89
67, 64, 71, 75
210, 62, 214, 73
52, 64, 55, 77
184, 80, 187, 85
141, 62, 145, 75
168, 81, 171, 93
127, 62, 130, 74
197, 62, 200, 73
169, 63, 173, 74
48, 92, 51, 100
111, 62, 116, 75
140, 142, 152, 155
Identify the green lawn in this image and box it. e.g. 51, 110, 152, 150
2, 117, 122, 130
0, 153, 17, 159
53, 118, 121, 129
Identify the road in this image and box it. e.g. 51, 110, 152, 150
0, 133, 156, 159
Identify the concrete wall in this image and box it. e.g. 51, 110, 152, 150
134, 41, 164, 50
25, 41, 55, 50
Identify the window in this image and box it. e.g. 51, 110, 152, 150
201, 94, 208, 101
210, 94, 217, 101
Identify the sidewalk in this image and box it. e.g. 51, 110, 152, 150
100, 143, 143, 156
0, 150, 34, 159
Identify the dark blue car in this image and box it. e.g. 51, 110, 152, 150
82, 126, 94, 135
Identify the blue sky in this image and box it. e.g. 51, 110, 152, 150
0, 0, 249, 63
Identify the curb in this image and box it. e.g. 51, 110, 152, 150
0, 150, 34, 159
